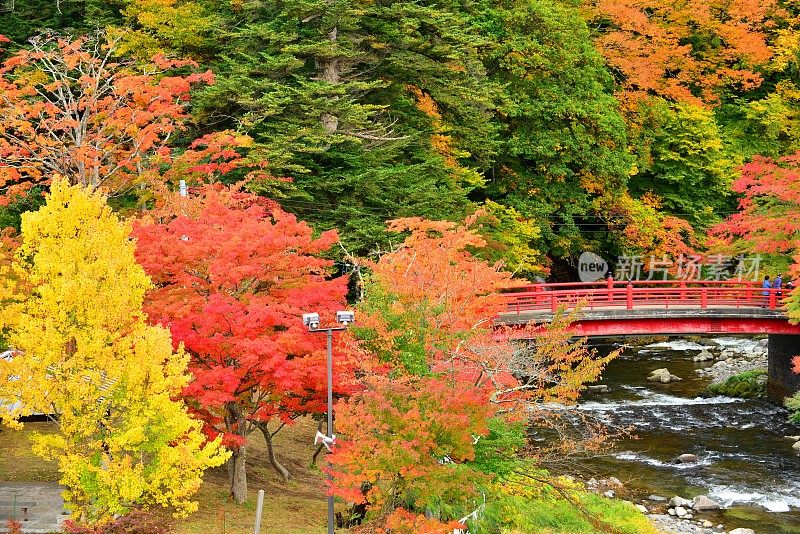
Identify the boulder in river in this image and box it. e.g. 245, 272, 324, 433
693, 350, 714, 362
675, 453, 699, 464
792, 441, 800, 451
635, 504, 648, 513
587, 384, 610, 393
647, 368, 682, 383
730, 529, 756, 534
674, 505, 688, 517
692, 495, 721, 510
668, 496, 693, 508
648, 495, 668, 502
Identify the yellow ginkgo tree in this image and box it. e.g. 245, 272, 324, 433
0, 179, 228, 525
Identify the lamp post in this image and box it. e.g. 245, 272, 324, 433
302, 310, 354, 534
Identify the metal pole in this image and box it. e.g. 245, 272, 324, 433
253, 489, 265, 534
326, 328, 335, 534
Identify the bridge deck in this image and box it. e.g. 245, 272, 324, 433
500, 305, 786, 325
500, 281, 800, 336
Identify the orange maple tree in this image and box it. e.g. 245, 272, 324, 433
328, 217, 614, 530
587, 0, 775, 106
711, 152, 800, 370
0, 33, 213, 202
598, 191, 699, 266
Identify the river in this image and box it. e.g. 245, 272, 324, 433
575, 337, 800, 533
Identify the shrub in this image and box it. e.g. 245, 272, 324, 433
62, 510, 173, 534
706, 370, 767, 398
785, 392, 800, 424
472, 490, 659, 534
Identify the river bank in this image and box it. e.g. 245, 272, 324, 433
692, 338, 768, 384
574, 336, 800, 534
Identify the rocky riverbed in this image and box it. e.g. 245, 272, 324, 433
693, 338, 768, 383
585, 477, 750, 534
572, 337, 800, 534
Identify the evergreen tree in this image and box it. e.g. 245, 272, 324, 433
478, 0, 633, 260
190, 0, 499, 253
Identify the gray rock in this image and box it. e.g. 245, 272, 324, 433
668, 508, 676, 516
702, 520, 713, 528
669, 496, 693, 508
603, 489, 615, 498
648, 368, 682, 383
785, 435, 800, 440
676, 453, 699, 464
692, 495, 720, 510
587, 384, 610, 393
729, 529, 756, 534
635, 504, 648, 513
792, 441, 800, 451
649, 494, 668, 502
683, 513, 693, 519
674, 505, 688, 517
694, 350, 714, 362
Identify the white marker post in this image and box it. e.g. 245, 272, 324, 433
253, 489, 265, 534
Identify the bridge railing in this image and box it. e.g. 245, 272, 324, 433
503, 280, 782, 314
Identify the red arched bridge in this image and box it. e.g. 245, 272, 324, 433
499, 280, 800, 400
500, 279, 800, 337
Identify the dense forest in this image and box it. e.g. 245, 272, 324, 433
2, 1, 800, 532
3, 0, 798, 277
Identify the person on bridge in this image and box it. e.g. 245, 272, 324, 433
762, 275, 773, 307
775, 273, 783, 298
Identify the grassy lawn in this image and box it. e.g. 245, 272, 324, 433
170, 417, 331, 534
0, 419, 60, 483
0, 417, 333, 534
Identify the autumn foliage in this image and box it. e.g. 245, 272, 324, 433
0, 180, 227, 524
329, 375, 492, 531
0, 33, 213, 201
714, 152, 800, 258
587, 0, 774, 106
133, 184, 349, 502
329, 217, 614, 528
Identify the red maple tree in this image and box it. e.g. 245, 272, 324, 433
712, 151, 800, 370
133, 185, 350, 503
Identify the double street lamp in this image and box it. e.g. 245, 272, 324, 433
302, 310, 354, 534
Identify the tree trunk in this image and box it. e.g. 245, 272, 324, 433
320, 27, 340, 134
226, 403, 248, 503
257, 422, 290, 483
228, 445, 248, 504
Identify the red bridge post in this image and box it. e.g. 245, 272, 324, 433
701, 288, 708, 308
770, 290, 777, 310
626, 283, 633, 310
